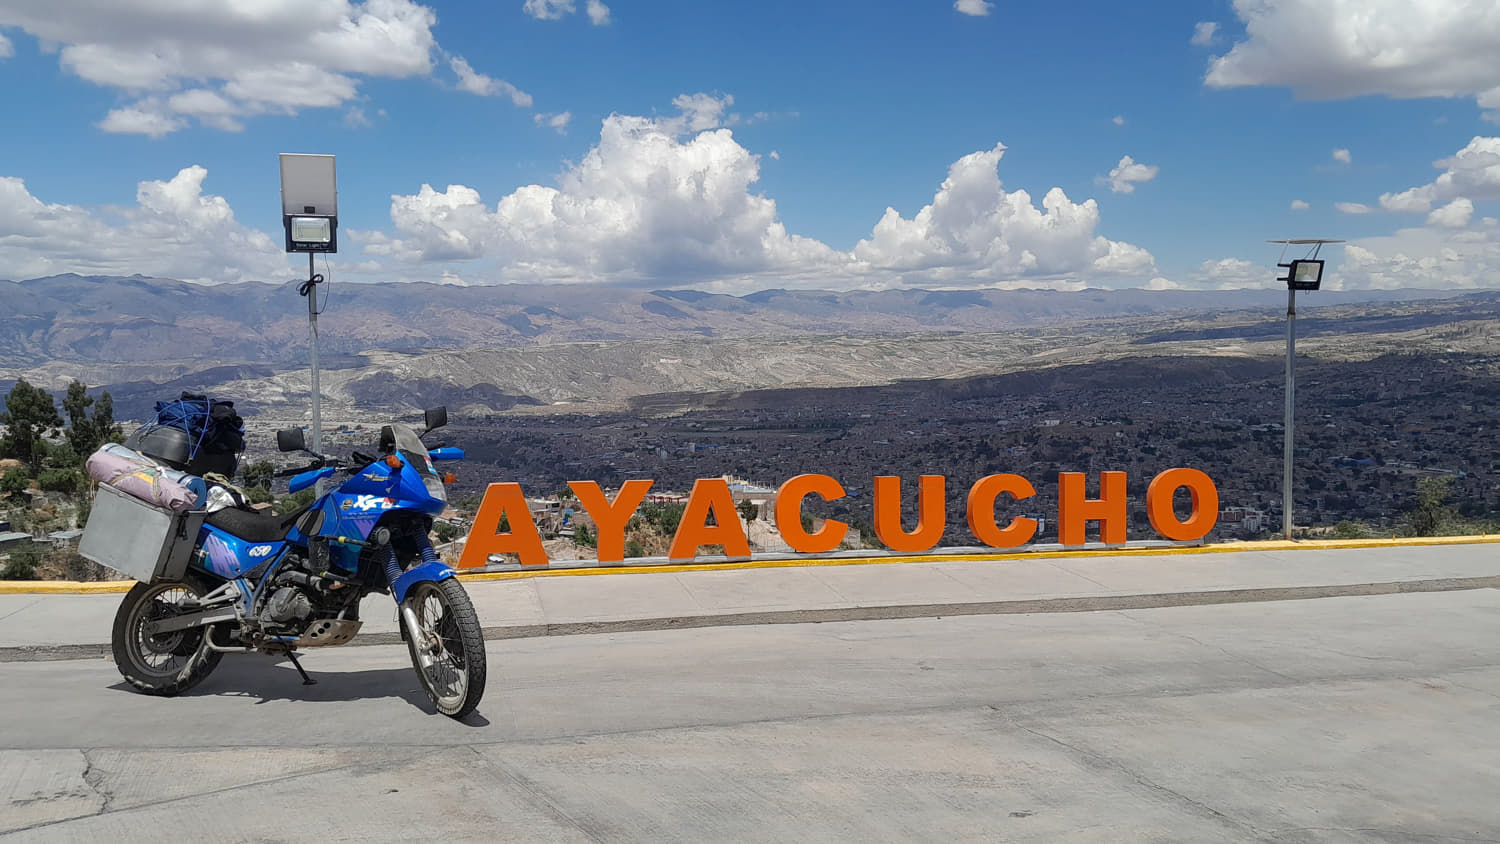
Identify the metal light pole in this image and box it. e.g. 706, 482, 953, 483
1269, 239, 1341, 541
1282, 283, 1296, 541
280, 154, 338, 495
305, 253, 323, 469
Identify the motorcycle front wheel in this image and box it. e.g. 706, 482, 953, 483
402, 579, 487, 718
111, 578, 223, 696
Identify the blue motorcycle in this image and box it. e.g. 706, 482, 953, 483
109, 407, 486, 718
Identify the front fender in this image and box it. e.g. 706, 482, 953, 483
391, 560, 456, 604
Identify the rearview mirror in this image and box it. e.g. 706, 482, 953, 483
276, 427, 307, 453
424, 406, 448, 433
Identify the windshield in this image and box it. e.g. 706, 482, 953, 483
385, 424, 432, 467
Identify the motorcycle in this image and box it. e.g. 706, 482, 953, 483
108, 406, 486, 718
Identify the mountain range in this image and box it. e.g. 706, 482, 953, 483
0, 273, 1488, 419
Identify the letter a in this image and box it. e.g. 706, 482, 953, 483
458, 483, 548, 568
669, 478, 752, 561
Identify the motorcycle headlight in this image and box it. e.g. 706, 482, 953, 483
423, 475, 448, 503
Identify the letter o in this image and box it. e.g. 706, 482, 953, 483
1146, 468, 1219, 542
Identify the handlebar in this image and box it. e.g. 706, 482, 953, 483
273, 458, 342, 478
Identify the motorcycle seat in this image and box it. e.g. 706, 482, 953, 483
206, 507, 296, 542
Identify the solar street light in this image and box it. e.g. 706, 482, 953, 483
279, 153, 338, 492
1267, 239, 1343, 540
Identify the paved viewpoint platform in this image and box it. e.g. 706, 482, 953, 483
3, 541, 1500, 841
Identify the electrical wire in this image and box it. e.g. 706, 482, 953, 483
295, 254, 333, 315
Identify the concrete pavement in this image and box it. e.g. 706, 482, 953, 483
1, 541, 1498, 659
3, 589, 1500, 841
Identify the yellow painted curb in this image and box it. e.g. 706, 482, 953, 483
3, 534, 1495, 594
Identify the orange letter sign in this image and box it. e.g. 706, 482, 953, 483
1057, 472, 1128, 546
668, 478, 752, 561
459, 482, 547, 568
1146, 468, 1219, 542
775, 474, 848, 553
966, 474, 1038, 548
569, 479, 653, 564
872, 475, 945, 553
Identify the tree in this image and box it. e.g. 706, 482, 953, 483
0, 379, 62, 473
62, 381, 94, 457
0, 468, 32, 498
37, 469, 83, 495
242, 460, 275, 492
737, 499, 758, 522
275, 487, 317, 516
1, 545, 41, 581
62, 381, 121, 458
573, 522, 595, 548
1408, 476, 1453, 537
93, 391, 122, 445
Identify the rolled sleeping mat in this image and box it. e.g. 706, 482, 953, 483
86, 444, 203, 511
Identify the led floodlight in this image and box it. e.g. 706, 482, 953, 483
286, 214, 337, 252
1279, 258, 1323, 291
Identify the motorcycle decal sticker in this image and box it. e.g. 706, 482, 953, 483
351, 494, 396, 511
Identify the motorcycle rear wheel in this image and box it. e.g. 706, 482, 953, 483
112, 578, 223, 696
402, 579, 487, 718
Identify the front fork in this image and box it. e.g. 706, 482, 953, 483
390, 534, 444, 648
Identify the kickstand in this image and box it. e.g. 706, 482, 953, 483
284, 649, 317, 685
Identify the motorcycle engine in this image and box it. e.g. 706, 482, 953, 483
265, 586, 313, 624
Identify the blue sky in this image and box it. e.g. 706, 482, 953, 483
2, 0, 1499, 292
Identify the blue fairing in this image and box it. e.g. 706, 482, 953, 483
197, 525, 286, 579
429, 447, 465, 460
391, 561, 456, 603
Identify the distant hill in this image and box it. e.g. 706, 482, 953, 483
0, 274, 1490, 418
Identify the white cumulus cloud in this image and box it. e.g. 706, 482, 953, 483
1104, 155, 1159, 194
449, 55, 532, 106
366, 97, 1154, 291
0, 31, 12, 58
523, 0, 573, 20
533, 111, 572, 134
0, 166, 290, 283
955, 0, 994, 16
524, 0, 609, 24
1290, 199, 1310, 210
1427, 197, 1474, 228
1191, 22, 1218, 46
1379, 136, 1500, 212
1205, 0, 1500, 119
1112, 115, 1126, 126
1340, 222, 1500, 289
1141, 258, 1265, 291
0, 0, 529, 135
850, 144, 1155, 282
1336, 201, 1374, 214
1332, 148, 1352, 164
